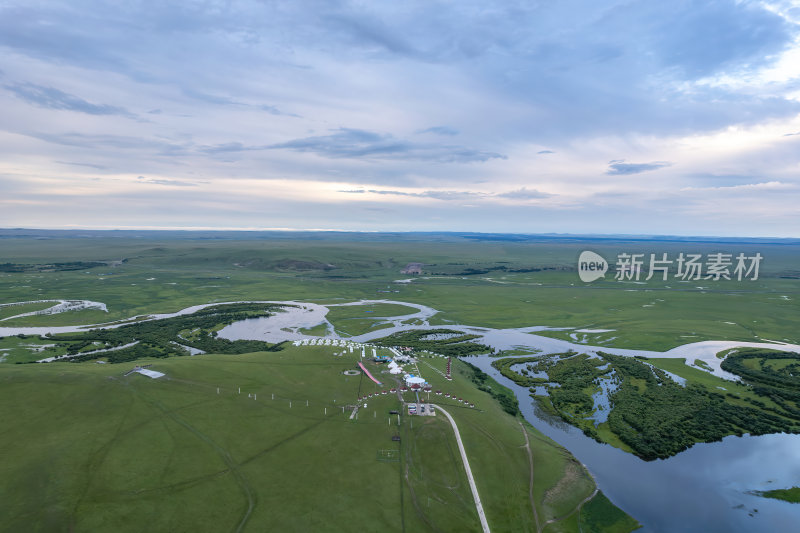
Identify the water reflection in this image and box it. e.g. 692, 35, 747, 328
464, 355, 800, 533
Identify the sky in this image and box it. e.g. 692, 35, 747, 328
1, 0, 800, 236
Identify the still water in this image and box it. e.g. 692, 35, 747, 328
465, 355, 800, 533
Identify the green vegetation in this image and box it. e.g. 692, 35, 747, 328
0, 261, 106, 272
0, 301, 55, 320
493, 356, 552, 386
0, 335, 72, 364
600, 353, 797, 460
1, 232, 796, 528
694, 359, 713, 371
645, 358, 772, 404
28, 303, 286, 364
0, 234, 797, 350
373, 329, 493, 357
297, 322, 329, 336
494, 348, 541, 358
496, 352, 800, 460
463, 361, 519, 416
324, 303, 416, 336
721, 349, 800, 418
752, 486, 800, 504
579, 491, 641, 532
0, 343, 637, 532
418, 355, 637, 531
327, 302, 418, 320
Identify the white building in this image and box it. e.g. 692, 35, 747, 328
404, 375, 426, 388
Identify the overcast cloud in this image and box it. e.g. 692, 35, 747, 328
1, 0, 799, 236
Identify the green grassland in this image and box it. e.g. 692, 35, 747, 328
578, 491, 642, 532
1, 231, 796, 529
0, 301, 55, 320
325, 302, 417, 337
297, 323, 329, 336
0, 234, 797, 350
0, 345, 638, 532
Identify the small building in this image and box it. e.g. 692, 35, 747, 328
400, 262, 423, 275
404, 374, 427, 388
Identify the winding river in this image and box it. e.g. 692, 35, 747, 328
2, 298, 800, 532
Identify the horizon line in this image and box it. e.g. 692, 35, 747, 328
2, 227, 799, 241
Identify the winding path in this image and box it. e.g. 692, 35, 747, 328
433, 404, 490, 533
519, 421, 541, 533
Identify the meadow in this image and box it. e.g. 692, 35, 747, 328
1, 230, 796, 531
0, 344, 637, 532
1, 232, 797, 351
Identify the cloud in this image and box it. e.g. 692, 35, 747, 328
496, 187, 553, 199
136, 176, 200, 187
416, 190, 482, 201
198, 142, 260, 155
417, 126, 459, 136
260, 104, 299, 117
0, 1, 798, 236
338, 187, 553, 201
679, 181, 795, 193
55, 161, 108, 170
4, 82, 134, 116
339, 188, 480, 200
327, 11, 421, 59
268, 128, 505, 163
606, 161, 672, 175
183, 89, 299, 117
640, 1, 793, 78
27, 132, 189, 156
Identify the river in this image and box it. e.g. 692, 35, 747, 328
3, 298, 800, 531
464, 355, 800, 533
217, 299, 800, 532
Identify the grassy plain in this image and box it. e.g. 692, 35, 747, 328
0, 233, 797, 350
0, 301, 55, 320
325, 302, 418, 337
0, 344, 637, 532
1, 231, 795, 529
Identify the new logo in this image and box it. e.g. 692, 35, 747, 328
578, 251, 608, 282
